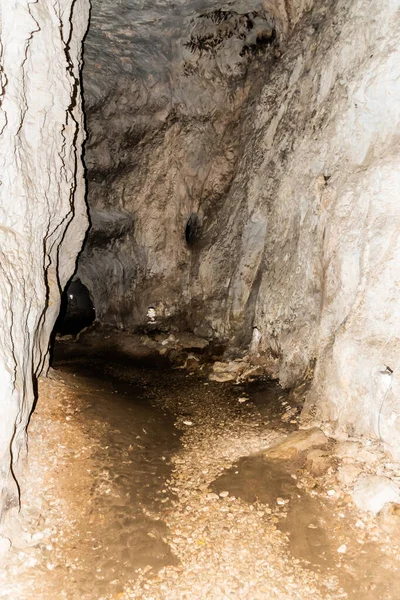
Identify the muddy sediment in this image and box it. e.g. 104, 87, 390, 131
1, 340, 400, 599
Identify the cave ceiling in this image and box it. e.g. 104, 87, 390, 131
83, 0, 277, 104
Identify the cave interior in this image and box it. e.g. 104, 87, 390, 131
1, 0, 400, 597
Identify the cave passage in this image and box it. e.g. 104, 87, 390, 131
1, 0, 400, 598
55, 279, 96, 336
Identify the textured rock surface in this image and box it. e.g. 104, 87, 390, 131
0, 0, 89, 518
377, 502, 400, 537
352, 475, 400, 515
78, 0, 400, 451
265, 428, 327, 459
79, 0, 280, 329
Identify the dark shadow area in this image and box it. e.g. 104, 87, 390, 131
55, 279, 95, 336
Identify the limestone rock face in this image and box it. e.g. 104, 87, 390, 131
79, 0, 316, 331
0, 0, 89, 518
79, 0, 400, 452
352, 475, 400, 515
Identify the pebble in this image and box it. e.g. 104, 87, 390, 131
219, 491, 229, 498
355, 519, 365, 529
206, 493, 219, 501
337, 544, 347, 554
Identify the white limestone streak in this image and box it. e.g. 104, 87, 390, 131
0, 0, 90, 518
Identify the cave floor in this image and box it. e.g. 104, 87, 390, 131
1, 341, 400, 599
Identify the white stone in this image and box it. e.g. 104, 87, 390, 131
0, 535, 11, 556
337, 464, 362, 487
352, 475, 400, 515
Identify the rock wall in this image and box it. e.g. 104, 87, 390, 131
79, 1, 318, 330
244, 0, 400, 455
0, 0, 89, 518
79, 0, 400, 453
79, 1, 280, 329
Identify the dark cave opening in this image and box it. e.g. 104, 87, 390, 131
55, 278, 96, 336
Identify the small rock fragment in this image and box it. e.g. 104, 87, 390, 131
185, 354, 200, 370
276, 498, 287, 506
206, 493, 219, 501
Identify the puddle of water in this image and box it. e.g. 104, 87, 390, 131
213, 454, 400, 600
213, 455, 333, 566
43, 343, 400, 600
48, 345, 180, 598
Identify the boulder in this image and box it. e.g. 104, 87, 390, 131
305, 449, 333, 476
212, 361, 248, 374
352, 475, 400, 514
209, 360, 249, 382
265, 428, 328, 460
209, 372, 236, 383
